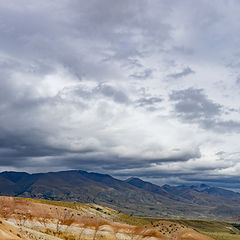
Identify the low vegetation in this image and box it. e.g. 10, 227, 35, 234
143, 218, 240, 240
0, 196, 239, 239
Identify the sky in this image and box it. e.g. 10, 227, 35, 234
0, 0, 240, 190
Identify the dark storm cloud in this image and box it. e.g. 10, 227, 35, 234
167, 67, 195, 79
0, 132, 99, 170
59, 155, 150, 171
7, 148, 199, 171
0, 127, 92, 160
113, 167, 199, 179
0, 130, 201, 173
185, 176, 240, 184
149, 150, 201, 164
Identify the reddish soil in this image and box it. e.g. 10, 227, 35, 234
0, 196, 214, 240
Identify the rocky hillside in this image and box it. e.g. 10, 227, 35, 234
1, 170, 240, 220
0, 196, 214, 240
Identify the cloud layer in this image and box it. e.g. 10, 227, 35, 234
0, 0, 240, 190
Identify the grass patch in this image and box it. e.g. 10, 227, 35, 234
19, 197, 149, 225
201, 232, 240, 240
143, 218, 239, 233
142, 217, 240, 239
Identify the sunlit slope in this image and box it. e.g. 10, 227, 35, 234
0, 196, 215, 240
144, 218, 240, 240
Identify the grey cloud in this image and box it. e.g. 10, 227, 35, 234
113, 167, 200, 179
136, 97, 163, 107
94, 149, 200, 172
0, 128, 69, 159
125, 58, 143, 69
200, 119, 240, 133
149, 151, 201, 164
0, 116, 201, 173
0, 0, 172, 81
181, 176, 240, 192
95, 84, 129, 104
47, 153, 196, 174
167, 67, 195, 79
216, 151, 226, 156
64, 148, 201, 174
61, 83, 130, 106
130, 69, 152, 80
170, 88, 222, 120
169, 88, 240, 133
64, 156, 150, 171
188, 176, 240, 185
0, 128, 100, 170
236, 76, 240, 85
0, 137, 198, 172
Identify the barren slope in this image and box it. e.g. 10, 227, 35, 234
0, 196, 214, 240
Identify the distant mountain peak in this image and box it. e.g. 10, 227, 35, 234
200, 183, 210, 188
1, 171, 30, 183
162, 184, 171, 188
125, 177, 144, 183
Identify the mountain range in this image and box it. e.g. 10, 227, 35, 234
0, 170, 240, 220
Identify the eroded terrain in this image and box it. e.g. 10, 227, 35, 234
0, 196, 214, 240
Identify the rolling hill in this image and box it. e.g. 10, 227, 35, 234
0, 196, 217, 240
0, 170, 240, 220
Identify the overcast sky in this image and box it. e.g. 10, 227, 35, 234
0, 0, 240, 190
